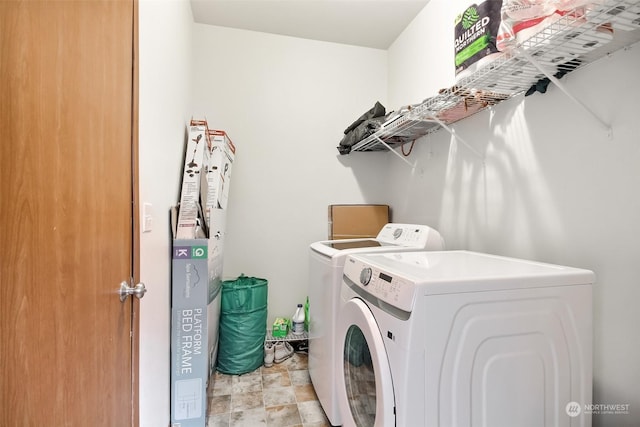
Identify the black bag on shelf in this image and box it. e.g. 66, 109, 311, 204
337, 101, 386, 154
337, 116, 387, 154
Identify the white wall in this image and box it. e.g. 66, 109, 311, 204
138, 1, 193, 426
190, 25, 390, 322
388, 1, 640, 425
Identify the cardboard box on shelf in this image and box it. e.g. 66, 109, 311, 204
176, 120, 209, 239
170, 206, 226, 427
328, 204, 390, 240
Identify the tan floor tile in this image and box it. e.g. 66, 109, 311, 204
207, 412, 230, 427
209, 395, 231, 415
211, 373, 233, 396
283, 353, 308, 370
229, 407, 267, 427
231, 390, 264, 412
262, 371, 292, 389
232, 371, 262, 394
264, 385, 297, 408
213, 370, 231, 381
297, 400, 330, 425
289, 369, 311, 386
294, 383, 318, 403
265, 403, 302, 427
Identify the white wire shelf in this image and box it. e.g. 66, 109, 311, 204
265, 330, 308, 342
351, 0, 640, 153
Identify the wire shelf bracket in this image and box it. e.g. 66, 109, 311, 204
372, 134, 416, 168
429, 115, 485, 161
517, 47, 613, 139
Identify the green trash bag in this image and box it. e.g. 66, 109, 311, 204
217, 274, 268, 375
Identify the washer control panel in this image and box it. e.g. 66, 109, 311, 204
344, 255, 416, 313
375, 223, 444, 250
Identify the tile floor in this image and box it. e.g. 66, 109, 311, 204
207, 351, 331, 427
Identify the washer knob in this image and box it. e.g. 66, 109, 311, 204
393, 228, 403, 239
360, 267, 372, 286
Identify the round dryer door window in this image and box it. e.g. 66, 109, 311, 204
339, 298, 395, 427
344, 325, 375, 425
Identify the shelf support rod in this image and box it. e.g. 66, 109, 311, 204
429, 115, 484, 160
373, 135, 415, 168
518, 48, 613, 138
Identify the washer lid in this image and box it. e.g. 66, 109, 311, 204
310, 238, 386, 258
321, 239, 384, 250
347, 250, 595, 295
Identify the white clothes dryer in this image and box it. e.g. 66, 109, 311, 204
308, 224, 444, 426
337, 250, 594, 427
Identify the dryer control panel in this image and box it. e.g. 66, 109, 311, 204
375, 223, 444, 250
343, 255, 416, 313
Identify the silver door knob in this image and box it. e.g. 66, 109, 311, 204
119, 281, 147, 302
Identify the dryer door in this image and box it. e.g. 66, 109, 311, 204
337, 298, 395, 427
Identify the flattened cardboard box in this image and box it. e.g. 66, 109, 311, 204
328, 204, 390, 239
201, 130, 236, 225
170, 209, 225, 427
176, 121, 208, 239
201, 130, 223, 228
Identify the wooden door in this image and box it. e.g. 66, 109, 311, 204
0, 1, 138, 425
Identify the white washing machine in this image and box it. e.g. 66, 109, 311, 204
308, 224, 445, 426
337, 250, 594, 427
